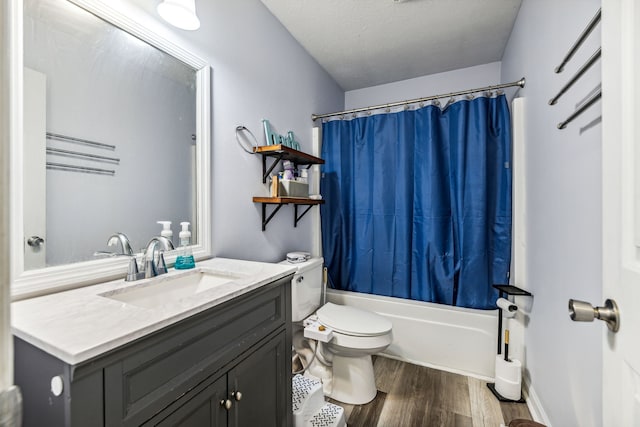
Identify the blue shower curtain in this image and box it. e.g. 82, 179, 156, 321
320, 95, 512, 310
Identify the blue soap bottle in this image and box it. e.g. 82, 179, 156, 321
175, 222, 195, 269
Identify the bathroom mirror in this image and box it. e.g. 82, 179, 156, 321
10, 0, 212, 299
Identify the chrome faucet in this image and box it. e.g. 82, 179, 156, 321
142, 236, 175, 279
107, 232, 134, 256
94, 232, 135, 258
96, 233, 175, 281
92, 232, 142, 281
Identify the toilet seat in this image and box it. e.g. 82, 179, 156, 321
316, 302, 392, 337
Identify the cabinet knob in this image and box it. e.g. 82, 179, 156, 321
232, 390, 243, 401
220, 399, 232, 410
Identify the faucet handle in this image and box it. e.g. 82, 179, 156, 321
157, 252, 168, 274
144, 257, 157, 279
125, 258, 141, 281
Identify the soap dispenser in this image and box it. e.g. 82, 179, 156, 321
175, 222, 195, 270
157, 221, 173, 244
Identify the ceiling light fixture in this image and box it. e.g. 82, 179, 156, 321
157, 0, 201, 31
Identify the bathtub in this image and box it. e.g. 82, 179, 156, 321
326, 289, 498, 380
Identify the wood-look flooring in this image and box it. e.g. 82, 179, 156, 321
329, 356, 532, 427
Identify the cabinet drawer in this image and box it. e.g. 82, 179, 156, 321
105, 277, 291, 426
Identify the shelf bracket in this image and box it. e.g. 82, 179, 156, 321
262, 154, 284, 183
261, 203, 284, 231
294, 204, 314, 227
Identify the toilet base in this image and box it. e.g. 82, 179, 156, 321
329, 354, 377, 405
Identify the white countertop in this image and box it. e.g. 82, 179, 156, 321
12, 258, 296, 365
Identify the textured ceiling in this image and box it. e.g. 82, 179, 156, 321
260, 0, 522, 91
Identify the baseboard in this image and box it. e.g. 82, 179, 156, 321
522, 377, 552, 427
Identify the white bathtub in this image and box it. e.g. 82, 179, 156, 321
326, 289, 498, 380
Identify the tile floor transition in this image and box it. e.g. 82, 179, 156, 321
327, 356, 532, 427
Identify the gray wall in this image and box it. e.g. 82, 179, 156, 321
121, 0, 344, 263
501, 1, 602, 425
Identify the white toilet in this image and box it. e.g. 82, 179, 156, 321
283, 257, 393, 405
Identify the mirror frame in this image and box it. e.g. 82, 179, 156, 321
9, 0, 212, 300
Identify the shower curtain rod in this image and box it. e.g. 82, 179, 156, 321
311, 77, 526, 121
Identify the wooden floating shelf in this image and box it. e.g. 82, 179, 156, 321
252, 197, 324, 205
254, 145, 324, 183
253, 145, 324, 165
253, 197, 324, 230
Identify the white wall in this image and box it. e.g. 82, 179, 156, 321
345, 61, 502, 110
501, 1, 602, 426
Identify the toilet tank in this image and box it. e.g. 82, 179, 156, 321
280, 257, 323, 322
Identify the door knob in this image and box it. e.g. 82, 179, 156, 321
232, 390, 242, 401
27, 236, 44, 247
568, 298, 620, 332
220, 399, 232, 410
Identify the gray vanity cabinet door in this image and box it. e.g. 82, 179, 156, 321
153, 375, 227, 427
228, 330, 288, 427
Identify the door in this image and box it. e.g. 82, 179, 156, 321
602, 0, 640, 424
227, 331, 288, 427
23, 67, 47, 269
153, 375, 227, 427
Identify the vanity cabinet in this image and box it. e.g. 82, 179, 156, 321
14, 276, 293, 427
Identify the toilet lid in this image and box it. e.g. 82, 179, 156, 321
316, 303, 392, 337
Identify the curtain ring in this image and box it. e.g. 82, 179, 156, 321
444, 97, 455, 109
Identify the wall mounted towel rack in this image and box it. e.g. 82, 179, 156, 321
46, 147, 120, 164
46, 131, 119, 175
46, 132, 116, 151
549, 48, 600, 105
46, 162, 115, 176
551, 8, 601, 130
554, 8, 601, 73
557, 90, 601, 130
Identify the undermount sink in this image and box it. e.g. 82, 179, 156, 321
100, 268, 244, 309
